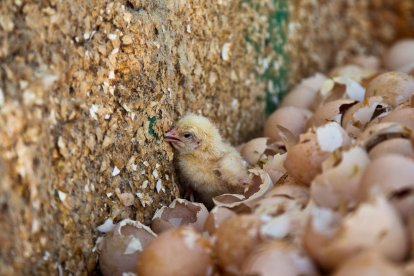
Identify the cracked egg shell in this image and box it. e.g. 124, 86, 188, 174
262, 153, 287, 184
358, 123, 412, 151
98, 219, 157, 276
311, 147, 370, 210
203, 206, 236, 235
304, 195, 407, 271
341, 96, 391, 138
213, 169, 273, 212
348, 55, 381, 71
281, 73, 328, 110
241, 241, 318, 276
137, 226, 213, 276
359, 154, 414, 220
333, 251, 404, 276
384, 39, 414, 73
151, 198, 208, 234
365, 71, 414, 107
214, 214, 263, 274
264, 106, 312, 142
330, 64, 376, 82
368, 138, 414, 160
284, 123, 350, 185
240, 137, 269, 165
307, 99, 357, 128
381, 107, 414, 132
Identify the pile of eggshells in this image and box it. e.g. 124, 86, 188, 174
96, 39, 414, 276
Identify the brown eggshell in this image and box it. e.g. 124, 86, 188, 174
311, 147, 370, 210
151, 198, 208, 234
307, 99, 357, 128
215, 215, 263, 274
349, 55, 381, 71
285, 123, 350, 185
203, 206, 236, 235
333, 251, 404, 276
304, 195, 408, 271
240, 137, 269, 165
137, 226, 213, 276
330, 64, 376, 81
381, 107, 414, 132
98, 219, 157, 276
358, 123, 412, 151
368, 138, 414, 160
264, 106, 312, 142
384, 39, 414, 72
281, 73, 328, 110
359, 154, 414, 220
365, 71, 414, 107
262, 153, 286, 184
241, 241, 317, 276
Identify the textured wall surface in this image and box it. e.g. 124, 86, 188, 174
0, 0, 413, 274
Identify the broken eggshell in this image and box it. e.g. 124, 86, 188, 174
304, 195, 408, 271
151, 198, 208, 234
368, 138, 414, 160
214, 214, 263, 274
262, 153, 287, 184
241, 241, 318, 276
380, 107, 414, 132
359, 154, 414, 220
203, 206, 236, 235
307, 99, 357, 128
383, 39, 414, 73
284, 123, 350, 185
311, 146, 370, 210
98, 219, 157, 276
137, 226, 213, 276
264, 106, 312, 142
213, 169, 273, 212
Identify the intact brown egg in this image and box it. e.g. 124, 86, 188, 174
333, 251, 404, 276
384, 39, 414, 72
359, 154, 414, 220
281, 73, 328, 110
264, 106, 312, 142
241, 241, 318, 276
203, 206, 235, 235
285, 123, 350, 185
307, 99, 357, 128
137, 226, 213, 276
304, 195, 408, 271
151, 199, 208, 234
98, 219, 157, 276
365, 71, 414, 107
311, 146, 370, 210
215, 215, 263, 274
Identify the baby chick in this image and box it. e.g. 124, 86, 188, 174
165, 114, 249, 208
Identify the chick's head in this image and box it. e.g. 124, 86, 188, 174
165, 114, 222, 155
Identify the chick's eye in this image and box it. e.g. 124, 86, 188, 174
183, 132, 193, 139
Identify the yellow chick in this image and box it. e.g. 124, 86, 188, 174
165, 114, 249, 208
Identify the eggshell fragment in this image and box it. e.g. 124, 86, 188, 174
330, 64, 376, 82
215, 215, 263, 274
203, 206, 235, 234
358, 123, 412, 151
137, 226, 213, 276
240, 137, 269, 165
333, 251, 404, 276
307, 99, 357, 128
151, 198, 208, 234
349, 55, 381, 71
262, 153, 286, 184
384, 39, 414, 72
365, 71, 414, 107
311, 147, 370, 209
98, 219, 157, 276
281, 73, 328, 110
264, 106, 312, 142
359, 154, 414, 220
381, 107, 414, 132
368, 138, 414, 160
241, 241, 318, 276
304, 195, 408, 271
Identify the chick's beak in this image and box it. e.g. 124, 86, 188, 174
164, 128, 181, 143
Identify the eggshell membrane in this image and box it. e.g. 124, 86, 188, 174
99, 219, 157, 276
304, 196, 408, 271
368, 138, 414, 160
151, 198, 208, 234
333, 251, 404, 276
264, 106, 312, 142
365, 71, 414, 107
241, 241, 317, 276
281, 73, 328, 110
359, 154, 414, 220
214, 215, 263, 274
384, 39, 414, 71
311, 147, 370, 210
137, 226, 213, 276
203, 206, 235, 235
240, 137, 269, 165
307, 99, 357, 128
